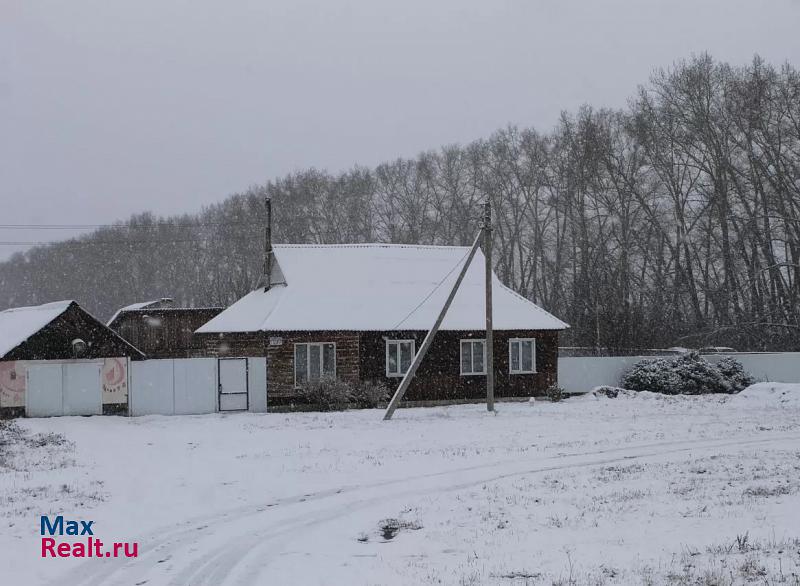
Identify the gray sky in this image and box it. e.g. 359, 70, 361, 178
2, 0, 799, 258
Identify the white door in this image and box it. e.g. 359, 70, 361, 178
63, 363, 103, 416
26, 364, 64, 417
219, 358, 248, 411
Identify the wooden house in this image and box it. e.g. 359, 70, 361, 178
107, 300, 223, 359
196, 244, 568, 406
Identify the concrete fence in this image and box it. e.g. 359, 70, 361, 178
558, 352, 800, 394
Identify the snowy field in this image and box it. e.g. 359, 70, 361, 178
2, 384, 800, 585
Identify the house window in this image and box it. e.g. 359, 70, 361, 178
509, 338, 536, 374
295, 342, 336, 386
386, 339, 415, 377
460, 339, 486, 375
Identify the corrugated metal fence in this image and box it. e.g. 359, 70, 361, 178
130, 357, 267, 416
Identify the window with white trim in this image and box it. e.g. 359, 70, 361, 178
460, 339, 486, 375
509, 338, 536, 374
386, 339, 415, 377
294, 342, 336, 386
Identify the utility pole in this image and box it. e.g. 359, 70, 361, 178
264, 197, 272, 291
484, 200, 494, 412
384, 232, 483, 420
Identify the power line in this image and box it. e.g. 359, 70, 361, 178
0, 221, 263, 230
391, 245, 474, 330
0, 237, 257, 246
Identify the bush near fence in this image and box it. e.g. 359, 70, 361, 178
621, 352, 753, 395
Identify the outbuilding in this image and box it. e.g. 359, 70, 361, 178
107, 299, 223, 358
196, 243, 568, 407
0, 300, 144, 417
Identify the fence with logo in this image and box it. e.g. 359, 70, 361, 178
18, 358, 128, 417
5, 356, 266, 417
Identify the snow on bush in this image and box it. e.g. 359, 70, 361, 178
591, 386, 636, 399
716, 356, 757, 391
621, 351, 754, 395
545, 384, 565, 402
351, 381, 390, 409
296, 378, 391, 410
296, 377, 353, 411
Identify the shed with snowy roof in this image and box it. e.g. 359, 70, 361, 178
195, 243, 568, 406
107, 299, 224, 359
0, 300, 143, 362
0, 301, 144, 417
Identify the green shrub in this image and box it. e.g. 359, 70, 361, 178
546, 384, 565, 402
716, 356, 755, 390
351, 381, 390, 409
621, 352, 753, 395
297, 377, 353, 411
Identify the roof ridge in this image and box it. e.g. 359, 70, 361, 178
273, 243, 472, 250
117, 306, 224, 312
0, 300, 74, 314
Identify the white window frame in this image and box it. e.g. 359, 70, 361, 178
385, 339, 416, 378
294, 342, 336, 387
509, 338, 537, 374
460, 339, 487, 376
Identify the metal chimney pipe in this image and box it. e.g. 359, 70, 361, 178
264, 197, 272, 291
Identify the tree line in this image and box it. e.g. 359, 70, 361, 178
1, 54, 798, 351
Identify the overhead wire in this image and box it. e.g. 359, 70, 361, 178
0, 221, 262, 230
390, 243, 475, 330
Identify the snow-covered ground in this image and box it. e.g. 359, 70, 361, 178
2, 383, 800, 585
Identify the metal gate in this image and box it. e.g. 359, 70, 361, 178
218, 358, 248, 411
26, 362, 102, 417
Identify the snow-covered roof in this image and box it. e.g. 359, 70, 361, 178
0, 300, 74, 358
106, 300, 162, 325
197, 244, 568, 333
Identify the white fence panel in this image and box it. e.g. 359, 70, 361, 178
130, 358, 233, 416
62, 363, 102, 416
130, 360, 175, 416
174, 358, 217, 415
26, 364, 64, 417
25, 362, 104, 417
247, 357, 267, 413
706, 353, 800, 384
558, 356, 650, 395
558, 352, 800, 394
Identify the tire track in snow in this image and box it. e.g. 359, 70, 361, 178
52, 433, 800, 586
177, 433, 800, 586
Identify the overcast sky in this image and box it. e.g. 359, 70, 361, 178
2, 0, 799, 258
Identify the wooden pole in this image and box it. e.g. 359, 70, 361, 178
383, 232, 482, 420
484, 200, 494, 412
